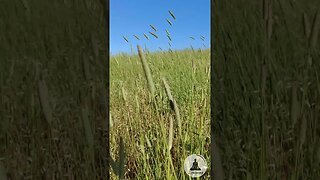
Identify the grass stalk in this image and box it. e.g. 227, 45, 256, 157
162, 77, 182, 137
38, 78, 53, 126
137, 45, 156, 98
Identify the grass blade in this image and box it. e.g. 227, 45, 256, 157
162, 77, 181, 136
303, 12, 311, 38
0, 162, 7, 180
309, 11, 320, 48
38, 78, 53, 125
81, 106, 94, 151
290, 82, 300, 127
168, 116, 174, 151
119, 137, 126, 179
212, 138, 224, 180
110, 138, 126, 179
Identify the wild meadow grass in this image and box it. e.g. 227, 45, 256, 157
110, 48, 211, 179
0, 1, 108, 179
213, 0, 320, 179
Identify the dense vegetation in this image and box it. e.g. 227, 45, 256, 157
110, 49, 210, 179
0, 1, 108, 179
213, 0, 320, 179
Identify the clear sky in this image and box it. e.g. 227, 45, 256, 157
110, 0, 210, 55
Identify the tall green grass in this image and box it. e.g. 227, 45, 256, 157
213, 0, 320, 178
0, 1, 108, 178
110, 48, 210, 179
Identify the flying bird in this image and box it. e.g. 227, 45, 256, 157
189, 36, 195, 40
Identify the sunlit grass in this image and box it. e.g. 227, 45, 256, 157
110, 48, 211, 179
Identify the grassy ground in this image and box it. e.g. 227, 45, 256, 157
110, 49, 210, 179
4, 0, 320, 179
0, 1, 108, 179
213, 0, 320, 179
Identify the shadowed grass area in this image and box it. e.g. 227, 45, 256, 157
110, 48, 210, 179
213, 0, 320, 179
0, 1, 108, 178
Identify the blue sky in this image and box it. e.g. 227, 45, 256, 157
110, 0, 210, 55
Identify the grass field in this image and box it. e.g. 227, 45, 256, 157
213, 0, 320, 179
0, 1, 108, 179
3, 0, 320, 179
110, 48, 211, 179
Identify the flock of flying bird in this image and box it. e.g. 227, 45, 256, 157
122, 10, 206, 50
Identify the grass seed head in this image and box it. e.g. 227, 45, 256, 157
143, 33, 150, 40
150, 24, 157, 31
149, 31, 158, 38
165, 29, 170, 35
122, 36, 129, 43
166, 18, 172, 26
309, 11, 320, 48
137, 45, 156, 97
168, 10, 176, 20
133, 35, 140, 40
